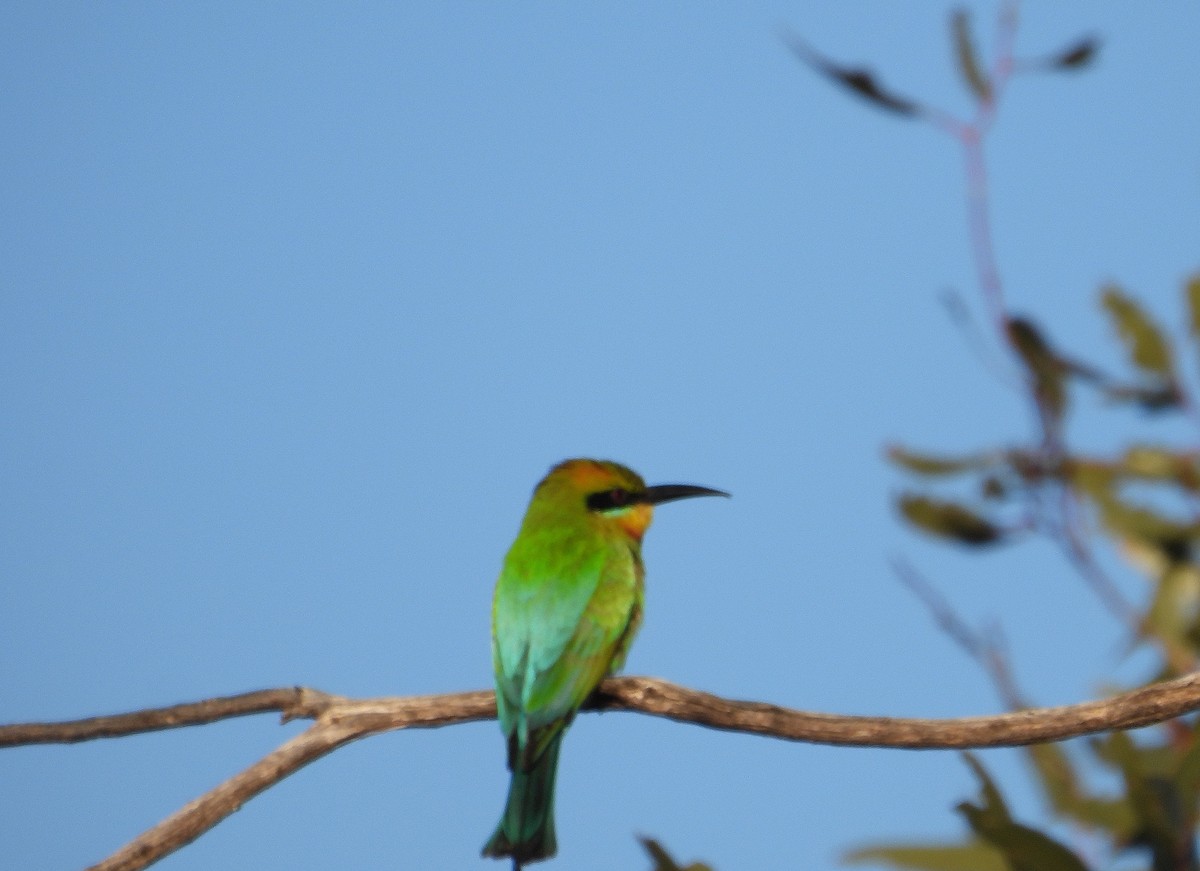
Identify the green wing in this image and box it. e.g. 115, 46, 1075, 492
493, 536, 640, 768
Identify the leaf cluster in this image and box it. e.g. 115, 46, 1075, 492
796, 11, 1200, 871
872, 277, 1200, 870
894, 283, 1200, 564
647, 10, 1194, 871
783, 9, 1097, 122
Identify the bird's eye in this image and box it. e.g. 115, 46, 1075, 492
586, 488, 634, 512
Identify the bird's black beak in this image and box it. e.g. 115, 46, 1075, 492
641, 483, 730, 505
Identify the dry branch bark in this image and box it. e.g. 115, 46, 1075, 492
3, 672, 1199, 871
0, 689, 322, 747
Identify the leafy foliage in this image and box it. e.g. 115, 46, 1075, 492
877, 273, 1200, 871
782, 8, 1200, 871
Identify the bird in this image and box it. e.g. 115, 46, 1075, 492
482, 458, 728, 868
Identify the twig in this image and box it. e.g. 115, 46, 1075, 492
892, 556, 1025, 709
1056, 486, 1140, 629
940, 288, 1024, 392
943, 0, 1020, 337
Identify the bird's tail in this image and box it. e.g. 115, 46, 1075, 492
482, 730, 564, 867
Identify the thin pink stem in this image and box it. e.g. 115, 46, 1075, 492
962, 132, 1006, 336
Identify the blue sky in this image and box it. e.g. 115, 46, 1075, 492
2, 3, 1199, 869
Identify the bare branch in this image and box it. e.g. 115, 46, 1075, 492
87, 721, 359, 871
5, 673, 1198, 870
79, 690, 499, 871
0, 688, 339, 747
9, 675, 1200, 756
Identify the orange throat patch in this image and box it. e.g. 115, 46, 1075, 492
615, 503, 654, 542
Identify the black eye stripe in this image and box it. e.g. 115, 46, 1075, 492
586, 488, 640, 512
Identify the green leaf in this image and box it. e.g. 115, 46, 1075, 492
1094, 733, 1191, 869
1064, 796, 1136, 838
1101, 286, 1174, 378
782, 31, 920, 117
1046, 36, 1099, 70
963, 817, 1090, 871
641, 838, 682, 871
1006, 317, 1067, 422
1087, 477, 1197, 547
1026, 740, 1077, 811
1122, 446, 1177, 480
1095, 496, 1196, 559
898, 495, 1003, 545
1186, 273, 1200, 336
1023, 742, 1134, 834
1173, 727, 1200, 811
888, 446, 993, 476
1092, 731, 1174, 778
958, 755, 1089, 871
1141, 563, 1200, 648
961, 753, 1011, 825
638, 838, 713, 871
844, 843, 1006, 871
1119, 446, 1200, 490
951, 8, 991, 102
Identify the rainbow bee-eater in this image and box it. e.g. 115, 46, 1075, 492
482, 458, 727, 867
